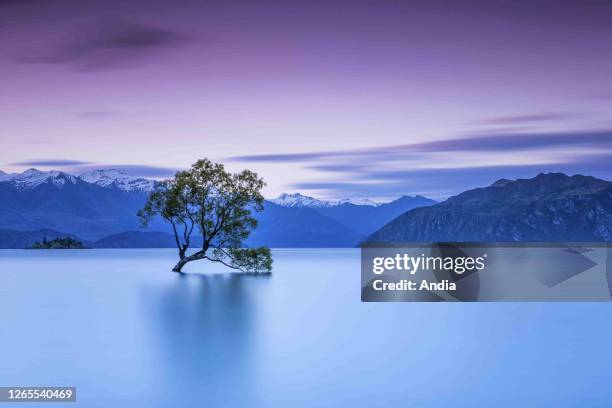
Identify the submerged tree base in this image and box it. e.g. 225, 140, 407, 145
172, 252, 205, 272
170, 247, 273, 274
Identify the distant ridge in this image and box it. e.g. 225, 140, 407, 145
0, 168, 156, 192
79, 169, 156, 192
367, 173, 612, 242
270, 192, 381, 208
1, 169, 78, 189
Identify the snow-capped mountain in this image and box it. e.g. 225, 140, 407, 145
270, 193, 332, 207
0, 168, 166, 240
334, 198, 381, 207
270, 192, 381, 207
79, 169, 156, 192
0, 168, 156, 192
0, 169, 78, 189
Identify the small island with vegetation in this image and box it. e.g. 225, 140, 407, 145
28, 237, 87, 249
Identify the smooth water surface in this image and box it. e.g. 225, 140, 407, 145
1, 249, 611, 407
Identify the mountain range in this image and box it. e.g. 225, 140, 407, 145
267, 192, 436, 237
0, 169, 163, 241
367, 173, 612, 242
270, 192, 382, 208
2, 169, 609, 248
0, 169, 435, 248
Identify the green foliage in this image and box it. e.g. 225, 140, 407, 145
138, 159, 272, 273
28, 237, 86, 249
217, 247, 273, 273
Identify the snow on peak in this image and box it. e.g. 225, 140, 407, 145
2, 168, 78, 189
78, 169, 156, 192
271, 193, 330, 207
334, 198, 381, 207
271, 193, 380, 207
0, 168, 157, 192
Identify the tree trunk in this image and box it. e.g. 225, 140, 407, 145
171, 251, 204, 272
172, 258, 189, 272
173, 248, 188, 272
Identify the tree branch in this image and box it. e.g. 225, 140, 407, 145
167, 217, 183, 256
203, 255, 246, 272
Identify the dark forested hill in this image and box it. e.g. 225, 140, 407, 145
367, 173, 612, 242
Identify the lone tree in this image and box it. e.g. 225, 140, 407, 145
138, 159, 272, 273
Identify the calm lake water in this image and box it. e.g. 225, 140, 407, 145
1, 249, 611, 407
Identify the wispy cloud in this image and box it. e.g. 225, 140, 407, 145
12, 159, 92, 167
474, 112, 580, 125
403, 130, 611, 153
307, 163, 371, 173
230, 129, 612, 163
231, 129, 612, 199
230, 151, 341, 163
17, 19, 188, 71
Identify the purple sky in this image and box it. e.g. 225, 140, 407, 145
1, 0, 611, 200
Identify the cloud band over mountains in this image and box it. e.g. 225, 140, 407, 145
230, 129, 612, 199
230, 130, 612, 162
